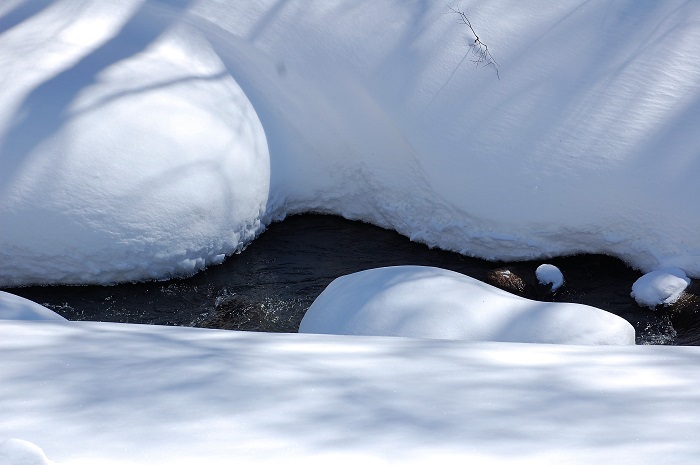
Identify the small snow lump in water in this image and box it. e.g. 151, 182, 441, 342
631, 267, 690, 309
536, 264, 564, 291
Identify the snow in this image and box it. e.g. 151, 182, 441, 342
631, 267, 691, 309
536, 264, 565, 291
2, 320, 700, 465
2, 0, 700, 285
0, 291, 67, 322
0, 1, 270, 285
0, 439, 53, 465
299, 266, 634, 345
2, 1, 700, 463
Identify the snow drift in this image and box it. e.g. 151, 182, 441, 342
0, 291, 67, 322
0, 1, 270, 285
1, 0, 699, 286
0, 438, 54, 465
299, 266, 635, 345
2, 320, 699, 465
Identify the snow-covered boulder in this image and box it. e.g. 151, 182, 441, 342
631, 268, 691, 309
299, 266, 635, 345
536, 264, 565, 291
0, 291, 67, 322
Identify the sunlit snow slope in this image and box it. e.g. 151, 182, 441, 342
1, 0, 699, 285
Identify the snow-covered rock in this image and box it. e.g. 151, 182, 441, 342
299, 266, 635, 345
631, 268, 691, 309
0, 291, 67, 322
1, 0, 700, 285
536, 264, 565, 291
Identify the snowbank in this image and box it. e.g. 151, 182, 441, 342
2, 0, 700, 286
299, 266, 634, 345
0, 291, 67, 322
631, 267, 691, 309
0, 1, 270, 285
2, 320, 699, 465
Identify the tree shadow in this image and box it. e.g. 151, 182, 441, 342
0, 0, 52, 35
3, 322, 700, 461
0, 0, 193, 192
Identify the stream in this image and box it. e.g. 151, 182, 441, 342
5, 214, 697, 345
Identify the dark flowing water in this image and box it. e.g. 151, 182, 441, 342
4, 214, 698, 345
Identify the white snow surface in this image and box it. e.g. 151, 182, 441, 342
2, 0, 700, 285
536, 264, 565, 291
1, 2, 699, 460
2, 320, 700, 465
0, 1, 270, 285
299, 266, 634, 345
631, 267, 691, 309
0, 291, 67, 322
0, 438, 54, 465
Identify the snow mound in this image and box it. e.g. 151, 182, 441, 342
536, 264, 564, 291
0, 439, 53, 465
0, 3, 270, 285
0, 292, 67, 322
631, 268, 691, 309
299, 266, 635, 345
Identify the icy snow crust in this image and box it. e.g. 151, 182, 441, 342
300, 266, 634, 345
1, 0, 700, 285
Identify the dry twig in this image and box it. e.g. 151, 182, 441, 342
448, 5, 500, 80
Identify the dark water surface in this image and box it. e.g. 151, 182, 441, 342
5, 214, 697, 345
